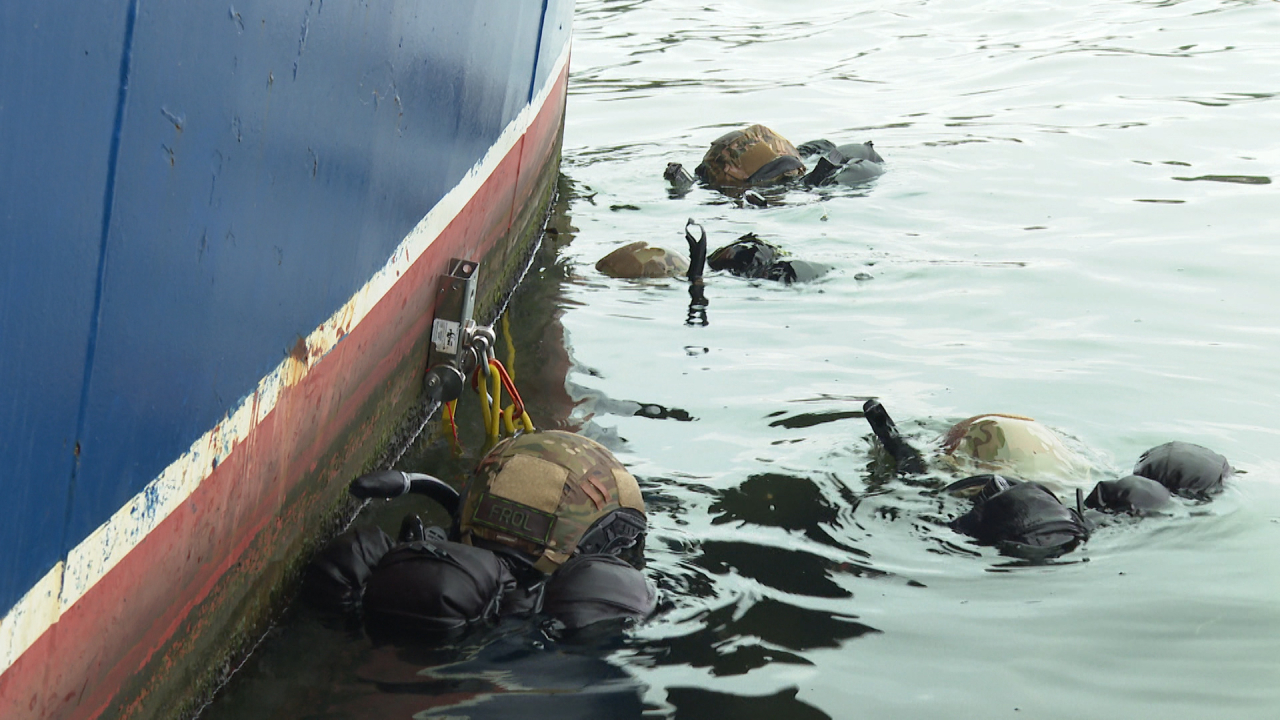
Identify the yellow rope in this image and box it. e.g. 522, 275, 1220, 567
501, 313, 517, 384
499, 316, 533, 432
489, 367, 502, 441
475, 357, 535, 442
443, 399, 461, 454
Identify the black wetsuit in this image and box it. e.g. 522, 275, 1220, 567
306, 524, 657, 638
948, 476, 1090, 559
945, 441, 1233, 557
864, 402, 1234, 557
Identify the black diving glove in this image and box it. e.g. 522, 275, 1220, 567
862, 399, 927, 475
685, 219, 709, 326
685, 218, 707, 281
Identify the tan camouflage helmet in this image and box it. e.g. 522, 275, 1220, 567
596, 240, 690, 279
695, 124, 806, 186
457, 431, 646, 574
940, 413, 1092, 489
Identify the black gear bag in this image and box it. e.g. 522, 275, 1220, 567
362, 538, 516, 637
304, 526, 395, 614
541, 554, 657, 631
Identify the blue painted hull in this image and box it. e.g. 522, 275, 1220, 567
0, 1, 573, 717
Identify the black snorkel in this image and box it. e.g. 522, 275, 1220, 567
348, 470, 461, 519
861, 399, 927, 475
347, 469, 533, 576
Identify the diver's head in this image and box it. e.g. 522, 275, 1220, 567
695, 124, 805, 186
941, 414, 1092, 489
456, 431, 647, 576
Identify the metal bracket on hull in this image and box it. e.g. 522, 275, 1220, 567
424, 259, 493, 403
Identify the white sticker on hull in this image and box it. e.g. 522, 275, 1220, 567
431, 319, 462, 354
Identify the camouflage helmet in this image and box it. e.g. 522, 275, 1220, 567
457, 431, 646, 574
596, 241, 690, 279
695, 124, 806, 186
940, 414, 1092, 490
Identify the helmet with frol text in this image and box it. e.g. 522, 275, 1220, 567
457, 431, 647, 574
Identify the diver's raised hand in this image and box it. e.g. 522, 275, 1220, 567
862, 399, 926, 475
685, 219, 707, 281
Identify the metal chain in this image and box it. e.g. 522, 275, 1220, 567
483, 185, 557, 325
484, 229, 545, 326
385, 398, 443, 469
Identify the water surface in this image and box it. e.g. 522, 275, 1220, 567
202, 1, 1280, 718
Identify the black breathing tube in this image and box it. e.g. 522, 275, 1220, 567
404, 473, 461, 519
348, 470, 461, 519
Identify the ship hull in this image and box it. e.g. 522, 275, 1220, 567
0, 1, 573, 717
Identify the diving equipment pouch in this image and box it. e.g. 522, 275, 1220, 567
541, 554, 657, 630
304, 526, 395, 614
364, 538, 515, 635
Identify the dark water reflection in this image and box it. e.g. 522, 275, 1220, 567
356, 630, 646, 720
627, 596, 878, 678
693, 541, 861, 598
665, 687, 832, 720
711, 473, 843, 543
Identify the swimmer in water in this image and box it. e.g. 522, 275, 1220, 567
306, 431, 656, 637
664, 126, 886, 196
691, 124, 807, 188
863, 399, 1233, 558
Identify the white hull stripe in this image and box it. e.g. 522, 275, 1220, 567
0, 46, 570, 677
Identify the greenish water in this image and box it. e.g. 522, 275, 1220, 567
202, 1, 1280, 718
